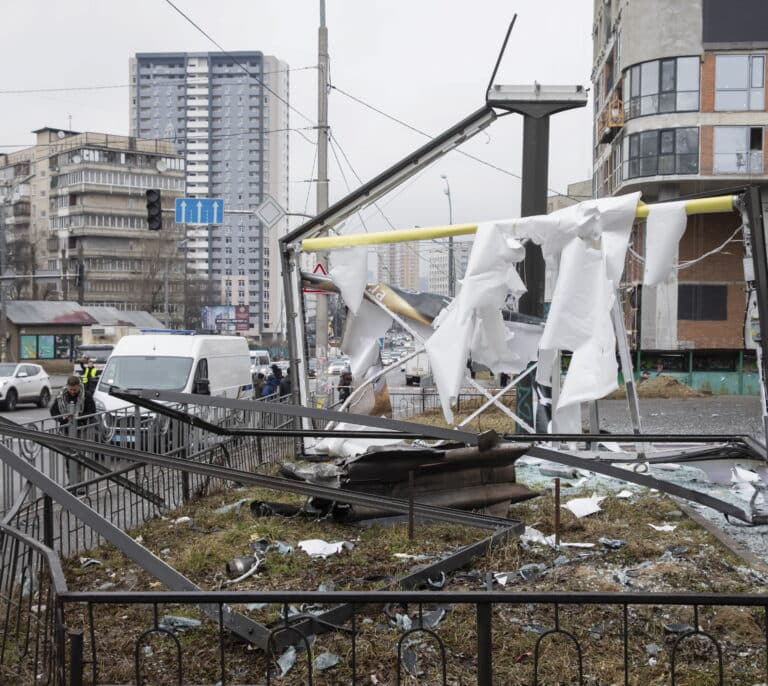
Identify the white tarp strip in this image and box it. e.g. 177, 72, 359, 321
643, 200, 688, 286
329, 245, 368, 315
427, 193, 640, 425
341, 298, 393, 381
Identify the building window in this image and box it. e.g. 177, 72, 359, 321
678, 284, 727, 321
622, 127, 699, 179
624, 56, 699, 119
715, 54, 765, 111
713, 126, 764, 173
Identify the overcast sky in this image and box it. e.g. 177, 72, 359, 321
0, 0, 594, 250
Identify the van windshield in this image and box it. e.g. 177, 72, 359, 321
98, 356, 193, 392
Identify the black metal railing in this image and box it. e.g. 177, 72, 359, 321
52, 589, 768, 685
0, 521, 67, 685
389, 389, 516, 420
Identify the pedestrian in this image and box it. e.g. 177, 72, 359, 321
338, 367, 353, 403
253, 372, 266, 397
261, 364, 283, 397
279, 369, 292, 396
81, 358, 100, 393
499, 371, 510, 388
466, 357, 476, 380
50, 375, 97, 434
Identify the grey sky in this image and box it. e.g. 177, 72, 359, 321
0, 0, 593, 240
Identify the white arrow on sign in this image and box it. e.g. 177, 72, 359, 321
196, 200, 203, 223
180, 200, 187, 223
212, 201, 220, 224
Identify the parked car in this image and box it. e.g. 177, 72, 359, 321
0, 363, 52, 411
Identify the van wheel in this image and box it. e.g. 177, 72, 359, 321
2, 389, 18, 411
38, 387, 51, 408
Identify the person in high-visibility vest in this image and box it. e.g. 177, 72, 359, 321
81, 358, 100, 394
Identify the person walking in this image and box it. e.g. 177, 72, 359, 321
50, 375, 97, 434
253, 372, 266, 397
261, 364, 283, 397
81, 358, 100, 393
279, 369, 292, 396
338, 367, 353, 404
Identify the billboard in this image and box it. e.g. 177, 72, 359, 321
201, 305, 250, 332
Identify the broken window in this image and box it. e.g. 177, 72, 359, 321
678, 284, 727, 321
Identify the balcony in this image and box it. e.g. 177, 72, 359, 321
598, 98, 624, 144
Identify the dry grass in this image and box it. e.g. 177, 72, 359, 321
59, 474, 768, 685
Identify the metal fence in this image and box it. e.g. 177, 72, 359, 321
10, 585, 768, 685
389, 388, 516, 420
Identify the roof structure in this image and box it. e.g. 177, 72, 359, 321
5, 301, 164, 328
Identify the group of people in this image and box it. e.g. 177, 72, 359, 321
253, 364, 292, 398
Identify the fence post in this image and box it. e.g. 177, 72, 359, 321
69, 629, 84, 686
476, 603, 492, 685
43, 495, 54, 549
421, 386, 425, 414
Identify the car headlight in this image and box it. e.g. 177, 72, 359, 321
95, 399, 105, 412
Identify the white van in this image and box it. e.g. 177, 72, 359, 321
94, 333, 253, 415
249, 349, 271, 379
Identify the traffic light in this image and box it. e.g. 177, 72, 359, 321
146, 189, 162, 230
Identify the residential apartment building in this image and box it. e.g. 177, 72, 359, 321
427, 240, 472, 296
129, 51, 290, 341
377, 242, 420, 291
592, 0, 768, 389
0, 129, 185, 322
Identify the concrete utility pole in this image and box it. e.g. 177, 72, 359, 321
315, 0, 330, 367
440, 174, 455, 297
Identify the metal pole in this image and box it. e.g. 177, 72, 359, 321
0, 200, 6, 362
442, 175, 455, 297
518, 114, 549, 317
315, 0, 330, 368
476, 602, 492, 684
68, 630, 84, 686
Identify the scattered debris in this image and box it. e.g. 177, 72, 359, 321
616, 490, 634, 499
648, 524, 677, 532
172, 516, 192, 526
246, 603, 269, 611
427, 572, 446, 589
213, 498, 249, 514
519, 563, 547, 582
314, 652, 340, 672
277, 645, 297, 677
298, 539, 353, 558
645, 643, 661, 657
97, 581, 116, 591
79, 557, 102, 568
420, 608, 446, 629
663, 622, 696, 634
493, 572, 510, 587
599, 537, 627, 549
563, 494, 605, 518
539, 464, 579, 479
159, 615, 202, 633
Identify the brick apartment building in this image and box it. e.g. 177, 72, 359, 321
592, 0, 768, 393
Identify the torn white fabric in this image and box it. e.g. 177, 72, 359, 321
563, 494, 606, 518
615, 490, 634, 499
426, 193, 640, 425
314, 421, 403, 459
341, 298, 392, 381
643, 201, 687, 287
426, 222, 527, 422
329, 246, 368, 315
648, 524, 677, 532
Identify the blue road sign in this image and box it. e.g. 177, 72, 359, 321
175, 197, 224, 225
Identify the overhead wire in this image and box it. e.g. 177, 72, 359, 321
330, 83, 586, 203
161, 0, 316, 127
627, 225, 744, 271
0, 66, 316, 95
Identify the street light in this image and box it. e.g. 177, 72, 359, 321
440, 174, 455, 297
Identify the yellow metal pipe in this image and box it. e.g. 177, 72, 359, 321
301, 194, 739, 252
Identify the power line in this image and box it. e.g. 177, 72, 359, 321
162, 0, 316, 127
330, 83, 585, 203
0, 66, 317, 96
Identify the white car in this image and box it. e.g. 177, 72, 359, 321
327, 358, 350, 375
0, 363, 52, 411
249, 350, 272, 379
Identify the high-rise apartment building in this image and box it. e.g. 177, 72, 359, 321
592, 0, 768, 380
377, 242, 420, 291
0, 129, 185, 320
130, 52, 290, 340
427, 240, 472, 296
